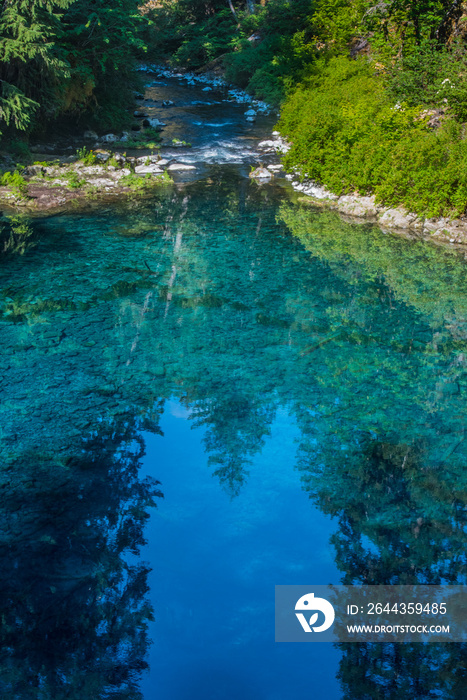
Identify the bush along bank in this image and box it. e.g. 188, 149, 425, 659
271, 0, 467, 244
275, 56, 467, 244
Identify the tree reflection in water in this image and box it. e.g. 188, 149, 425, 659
0, 419, 163, 699
2, 174, 467, 697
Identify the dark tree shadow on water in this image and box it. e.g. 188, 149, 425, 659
0, 417, 163, 700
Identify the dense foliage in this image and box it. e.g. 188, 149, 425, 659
0, 0, 147, 143
144, 0, 316, 103
276, 1, 467, 217
279, 56, 467, 217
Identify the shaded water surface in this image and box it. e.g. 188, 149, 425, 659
1, 172, 467, 698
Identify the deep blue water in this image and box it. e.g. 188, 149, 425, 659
1, 164, 467, 698
140, 406, 340, 699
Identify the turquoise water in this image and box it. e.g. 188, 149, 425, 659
1, 172, 467, 698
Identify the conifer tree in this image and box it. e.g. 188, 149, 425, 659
0, 0, 75, 137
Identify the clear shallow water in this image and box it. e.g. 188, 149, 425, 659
1, 173, 467, 698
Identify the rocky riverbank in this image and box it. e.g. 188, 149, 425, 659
0, 66, 281, 214
0, 152, 179, 214
274, 161, 467, 248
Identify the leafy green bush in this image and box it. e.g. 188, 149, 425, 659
279, 56, 467, 218
0, 170, 29, 198
76, 147, 98, 165
65, 171, 87, 189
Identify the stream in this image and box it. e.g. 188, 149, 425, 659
1, 73, 467, 699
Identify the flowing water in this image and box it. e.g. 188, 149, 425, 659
1, 77, 467, 699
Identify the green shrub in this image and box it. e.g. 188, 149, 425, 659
76, 147, 98, 165
0, 170, 29, 198
279, 56, 467, 218
65, 170, 87, 189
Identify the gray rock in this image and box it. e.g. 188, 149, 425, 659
300, 181, 338, 200
136, 155, 161, 164
84, 130, 98, 140
429, 219, 467, 243
22, 165, 45, 178
101, 134, 118, 144
146, 117, 166, 130
378, 207, 423, 230
337, 195, 379, 219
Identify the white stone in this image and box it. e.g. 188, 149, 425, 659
245, 109, 256, 117
167, 163, 196, 171
267, 164, 283, 171
296, 180, 338, 200
135, 164, 164, 174
258, 140, 276, 150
